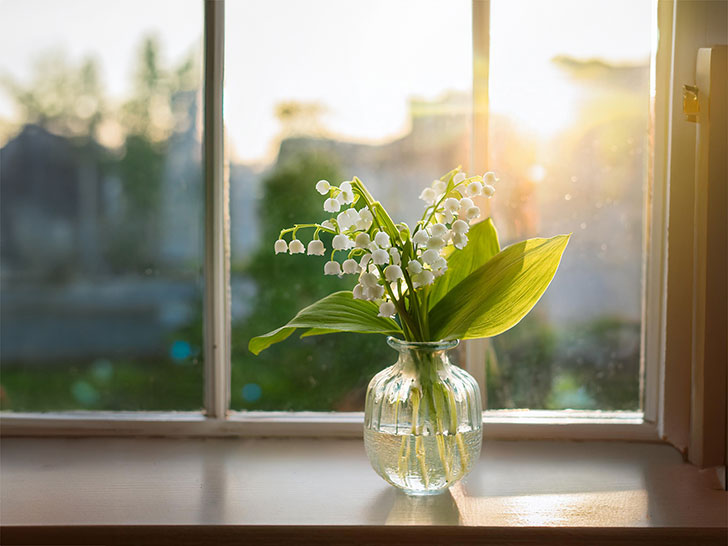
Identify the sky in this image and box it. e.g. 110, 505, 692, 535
0, 0, 652, 162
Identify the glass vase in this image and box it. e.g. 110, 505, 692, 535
364, 336, 482, 495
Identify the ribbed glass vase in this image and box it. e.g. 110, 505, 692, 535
364, 337, 482, 495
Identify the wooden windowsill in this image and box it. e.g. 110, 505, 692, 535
1, 437, 726, 545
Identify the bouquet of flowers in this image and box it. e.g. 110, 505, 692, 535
249, 167, 569, 353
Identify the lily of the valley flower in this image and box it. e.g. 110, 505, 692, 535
332, 234, 352, 251
316, 180, 330, 195
324, 197, 341, 213
307, 239, 325, 256
289, 239, 305, 254
372, 248, 389, 265
342, 259, 359, 274
378, 300, 396, 318
324, 260, 341, 275
384, 264, 403, 282
274, 239, 288, 254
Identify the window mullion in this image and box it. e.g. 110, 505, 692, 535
465, 0, 491, 410
203, 0, 230, 419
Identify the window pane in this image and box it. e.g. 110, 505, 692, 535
0, 0, 204, 411
485, 0, 651, 410
226, 0, 472, 410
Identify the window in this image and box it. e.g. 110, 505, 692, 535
0, 0, 679, 440
0, 0, 204, 411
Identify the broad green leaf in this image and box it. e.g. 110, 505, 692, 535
429, 235, 570, 341
428, 218, 500, 309
249, 291, 402, 355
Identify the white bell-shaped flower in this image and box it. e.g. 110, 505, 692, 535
407, 259, 423, 275
389, 247, 401, 266
458, 197, 474, 215
324, 197, 341, 213
359, 253, 372, 269
430, 223, 448, 238
307, 239, 325, 256
465, 205, 481, 222
431, 256, 448, 276
321, 219, 335, 231
274, 239, 288, 254
324, 260, 341, 275
316, 180, 330, 195
453, 172, 467, 184
367, 241, 379, 252
337, 182, 355, 204
374, 231, 390, 249
378, 300, 396, 318
412, 230, 429, 245
365, 285, 385, 301
427, 236, 446, 250
432, 179, 446, 194
384, 264, 403, 282
289, 239, 305, 254
332, 234, 351, 251
413, 269, 435, 288
419, 187, 437, 205
421, 249, 440, 265
352, 284, 365, 300
452, 219, 469, 235
443, 197, 460, 214
466, 181, 482, 197
355, 209, 374, 231
483, 171, 498, 185
483, 184, 496, 197
359, 271, 379, 288
336, 210, 354, 230
453, 232, 469, 249
372, 248, 389, 265
355, 232, 371, 248
342, 258, 359, 274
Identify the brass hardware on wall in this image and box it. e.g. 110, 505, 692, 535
682, 84, 699, 122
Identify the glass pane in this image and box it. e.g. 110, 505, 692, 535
485, 0, 651, 410
0, 0, 204, 411
226, 0, 472, 410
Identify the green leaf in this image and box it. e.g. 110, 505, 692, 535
429, 234, 570, 341
249, 291, 403, 355
429, 218, 500, 309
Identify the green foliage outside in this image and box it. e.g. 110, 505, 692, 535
230, 154, 393, 411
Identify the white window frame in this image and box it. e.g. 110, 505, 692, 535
2, 0, 722, 454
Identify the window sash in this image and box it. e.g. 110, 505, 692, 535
0, 0, 666, 438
